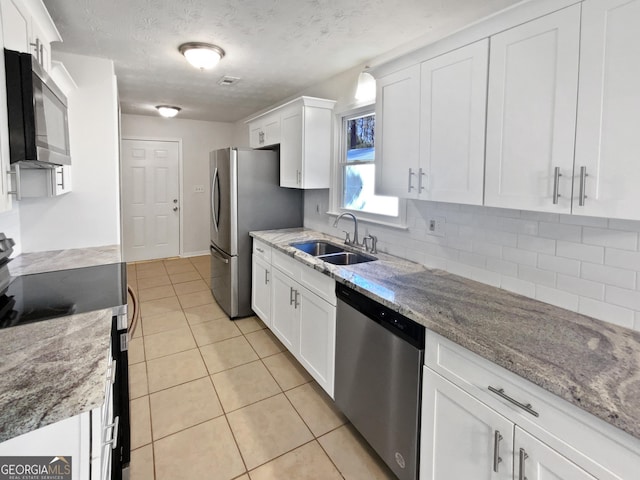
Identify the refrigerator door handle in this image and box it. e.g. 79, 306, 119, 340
210, 245, 229, 264
212, 167, 221, 232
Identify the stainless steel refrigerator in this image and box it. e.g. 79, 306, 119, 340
210, 147, 303, 318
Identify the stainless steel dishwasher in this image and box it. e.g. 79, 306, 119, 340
335, 283, 425, 480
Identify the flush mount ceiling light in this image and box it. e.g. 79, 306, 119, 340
156, 105, 181, 118
355, 70, 376, 102
179, 42, 225, 70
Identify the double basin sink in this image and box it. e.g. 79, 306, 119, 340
290, 240, 377, 265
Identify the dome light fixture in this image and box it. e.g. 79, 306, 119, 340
156, 105, 181, 118
355, 69, 376, 102
179, 42, 225, 70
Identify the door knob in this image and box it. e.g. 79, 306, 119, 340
173, 206, 178, 212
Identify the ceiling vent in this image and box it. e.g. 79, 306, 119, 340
217, 76, 240, 86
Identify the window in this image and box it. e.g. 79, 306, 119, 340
333, 106, 403, 224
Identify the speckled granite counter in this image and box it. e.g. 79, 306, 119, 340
9, 244, 121, 276
251, 228, 640, 441
0, 309, 112, 442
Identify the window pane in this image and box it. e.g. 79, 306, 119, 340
346, 115, 375, 163
343, 164, 399, 217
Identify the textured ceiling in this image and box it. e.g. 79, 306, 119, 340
43, 0, 521, 123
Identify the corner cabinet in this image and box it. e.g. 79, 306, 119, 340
484, 5, 581, 213
246, 96, 336, 189
251, 239, 336, 397
420, 331, 640, 480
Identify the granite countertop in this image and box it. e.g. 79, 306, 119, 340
251, 228, 640, 441
8, 244, 122, 276
0, 309, 113, 442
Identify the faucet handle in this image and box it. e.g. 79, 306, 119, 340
364, 234, 378, 254
341, 230, 351, 244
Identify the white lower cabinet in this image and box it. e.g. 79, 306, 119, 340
251, 240, 336, 397
421, 331, 640, 480
251, 254, 271, 327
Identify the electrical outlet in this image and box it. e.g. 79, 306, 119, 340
194, 185, 205, 193
427, 216, 445, 237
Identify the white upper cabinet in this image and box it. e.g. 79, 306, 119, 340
573, 0, 640, 220
249, 111, 280, 149
1, 0, 30, 52
484, 5, 581, 213
419, 39, 488, 205
375, 64, 421, 198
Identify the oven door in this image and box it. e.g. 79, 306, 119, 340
110, 314, 130, 480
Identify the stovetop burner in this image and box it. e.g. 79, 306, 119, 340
0, 262, 127, 329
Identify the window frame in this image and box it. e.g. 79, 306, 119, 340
329, 103, 408, 229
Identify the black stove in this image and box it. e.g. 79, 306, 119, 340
0, 262, 127, 329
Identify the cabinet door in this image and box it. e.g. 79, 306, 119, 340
420, 39, 488, 205
298, 286, 335, 397
1, 0, 30, 52
515, 427, 597, 480
484, 5, 580, 212
251, 254, 271, 326
375, 64, 421, 198
280, 105, 303, 188
270, 267, 299, 353
249, 123, 265, 148
574, 0, 640, 220
420, 367, 514, 480
263, 114, 281, 146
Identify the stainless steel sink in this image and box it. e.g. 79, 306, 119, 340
290, 241, 345, 256
317, 251, 377, 265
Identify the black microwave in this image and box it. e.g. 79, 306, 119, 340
4, 49, 71, 166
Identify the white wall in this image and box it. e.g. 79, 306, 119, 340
0, 205, 21, 256
18, 53, 121, 252
120, 115, 233, 256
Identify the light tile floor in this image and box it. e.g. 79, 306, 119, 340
127, 256, 396, 480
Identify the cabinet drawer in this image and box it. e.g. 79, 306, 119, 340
272, 249, 335, 304
252, 240, 272, 263
272, 248, 301, 279
425, 331, 640, 480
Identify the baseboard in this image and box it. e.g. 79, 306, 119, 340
182, 250, 210, 258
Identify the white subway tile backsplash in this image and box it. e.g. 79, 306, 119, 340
537, 254, 581, 277
501, 276, 536, 297
559, 214, 609, 228
306, 191, 640, 332
486, 258, 518, 277
556, 241, 604, 264
556, 274, 604, 301
517, 234, 556, 254
535, 285, 579, 311
581, 263, 636, 289
518, 265, 556, 287
579, 298, 634, 329
538, 222, 582, 242
582, 227, 638, 251
605, 248, 640, 271
608, 218, 640, 233
502, 246, 538, 266
605, 286, 640, 311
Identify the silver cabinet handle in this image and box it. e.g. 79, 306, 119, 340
488, 386, 539, 417
295, 290, 300, 309
408, 168, 415, 192
296, 169, 302, 185
493, 430, 503, 472
518, 448, 528, 480
256, 247, 264, 253
56, 168, 65, 189
7, 165, 21, 200
103, 415, 120, 449
264, 269, 269, 285
258, 130, 265, 144
289, 287, 296, 305
418, 168, 426, 193
579, 166, 588, 206
552, 166, 562, 204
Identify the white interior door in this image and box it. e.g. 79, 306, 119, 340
121, 139, 180, 262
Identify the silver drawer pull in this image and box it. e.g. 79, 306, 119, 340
256, 247, 264, 253
488, 386, 539, 417
493, 430, 503, 472
552, 166, 562, 204
519, 448, 528, 480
